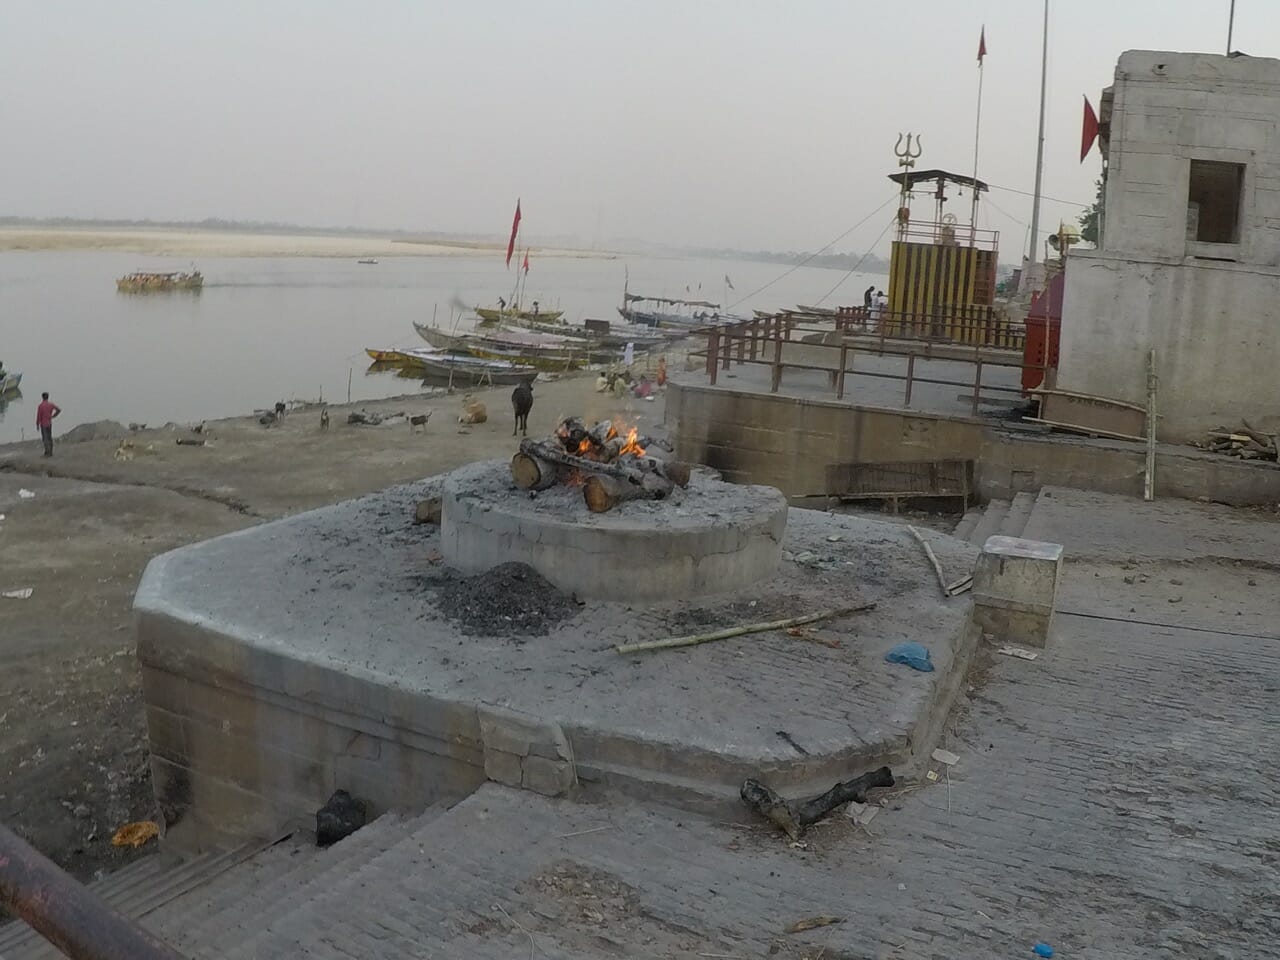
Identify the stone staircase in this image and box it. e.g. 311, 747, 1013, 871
0, 807, 448, 960
953, 490, 1037, 546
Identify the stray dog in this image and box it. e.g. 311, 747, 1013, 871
410, 412, 431, 434
113, 440, 135, 462
511, 378, 533, 436
458, 395, 487, 425
274, 401, 287, 419
319, 408, 330, 431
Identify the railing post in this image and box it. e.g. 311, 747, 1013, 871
721, 325, 732, 371
972, 359, 983, 417
707, 327, 720, 384
905, 353, 915, 407
837, 343, 848, 400
749, 318, 759, 361
0, 822, 186, 960
771, 333, 783, 392
735, 321, 746, 364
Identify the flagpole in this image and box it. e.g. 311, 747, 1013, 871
1227, 0, 1236, 54
1027, 0, 1049, 266
971, 31, 985, 243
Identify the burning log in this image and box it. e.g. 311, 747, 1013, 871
510, 451, 562, 491
741, 767, 895, 840
583, 472, 674, 513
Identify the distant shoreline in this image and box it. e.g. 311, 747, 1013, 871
0, 226, 614, 260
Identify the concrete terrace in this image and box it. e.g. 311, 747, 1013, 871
4, 487, 1276, 958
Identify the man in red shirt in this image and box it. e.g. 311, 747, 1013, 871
36, 392, 61, 457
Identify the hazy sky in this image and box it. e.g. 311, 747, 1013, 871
1, 1, 1271, 257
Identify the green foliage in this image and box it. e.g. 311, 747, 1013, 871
1080, 178, 1104, 245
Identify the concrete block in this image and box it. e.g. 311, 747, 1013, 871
972, 535, 1064, 648
484, 749, 523, 788
479, 706, 567, 759
521, 755, 576, 797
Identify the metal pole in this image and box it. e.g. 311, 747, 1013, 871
1027, 0, 1049, 264
1227, 0, 1236, 54
971, 51, 985, 243
1144, 349, 1157, 501
0, 822, 186, 960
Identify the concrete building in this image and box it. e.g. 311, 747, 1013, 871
1058, 50, 1280, 441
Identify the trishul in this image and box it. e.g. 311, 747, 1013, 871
894, 133, 923, 232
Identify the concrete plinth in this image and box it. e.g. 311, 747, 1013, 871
440, 460, 787, 601
134, 472, 978, 853
971, 535, 1064, 648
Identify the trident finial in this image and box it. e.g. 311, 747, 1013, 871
894, 133, 922, 169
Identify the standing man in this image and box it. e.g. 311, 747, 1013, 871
36, 392, 61, 457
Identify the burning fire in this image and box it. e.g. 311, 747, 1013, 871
619, 427, 645, 457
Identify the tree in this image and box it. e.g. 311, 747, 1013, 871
1080, 178, 1104, 245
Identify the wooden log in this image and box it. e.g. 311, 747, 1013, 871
583, 474, 671, 513
510, 451, 560, 491
740, 766, 895, 840
413, 497, 442, 524
626, 454, 693, 488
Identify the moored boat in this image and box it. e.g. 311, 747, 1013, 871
411, 322, 592, 370
116, 270, 203, 292
0, 370, 22, 396
366, 346, 532, 384
475, 304, 565, 324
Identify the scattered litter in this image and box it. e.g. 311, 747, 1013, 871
826, 534, 843, 542
1168, 596, 1182, 604
846, 802, 881, 827
785, 916, 844, 934
18, 489, 35, 499
2, 588, 33, 600
931, 748, 960, 766
1032, 943, 1055, 958
897, 883, 907, 891
926, 770, 940, 782
997, 645, 1039, 661
111, 821, 160, 848
885, 642, 934, 672
0, 514, 6, 521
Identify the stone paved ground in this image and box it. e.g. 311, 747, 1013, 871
145, 489, 1280, 958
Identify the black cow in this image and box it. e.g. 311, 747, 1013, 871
511, 379, 534, 436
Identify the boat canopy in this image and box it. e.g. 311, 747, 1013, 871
887, 169, 989, 194
624, 293, 720, 309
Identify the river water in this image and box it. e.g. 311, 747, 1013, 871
0, 249, 883, 444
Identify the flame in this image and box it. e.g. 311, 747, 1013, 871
619, 427, 646, 457
577, 437, 593, 455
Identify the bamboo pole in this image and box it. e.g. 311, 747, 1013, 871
614, 602, 876, 655
1144, 348, 1157, 502
907, 525, 952, 597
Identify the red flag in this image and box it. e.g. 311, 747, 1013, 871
1081, 96, 1099, 162
977, 26, 987, 63
505, 199, 521, 268
522, 250, 530, 274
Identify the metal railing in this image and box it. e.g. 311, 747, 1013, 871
694, 312, 1046, 419
0, 822, 185, 960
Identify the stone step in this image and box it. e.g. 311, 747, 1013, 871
952, 505, 985, 542
0, 841, 268, 960
999, 491, 1038, 539
966, 498, 1010, 547
171, 806, 446, 960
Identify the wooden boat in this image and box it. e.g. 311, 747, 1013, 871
796, 304, 837, 317
0, 370, 21, 396
367, 347, 531, 384
475, 305, 565, 323
412, 322, 590, 370
619, 293, 719, 329
116, 270, 203, 292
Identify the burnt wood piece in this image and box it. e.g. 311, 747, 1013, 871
510, 451, 561, 491
741, 766, 895, 840
583, 472, 675, 513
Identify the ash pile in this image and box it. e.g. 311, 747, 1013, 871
511, 417, 694, 513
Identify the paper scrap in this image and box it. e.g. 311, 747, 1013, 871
2, 588, 33, 600
18, 489, 35, 499
931, 748, 960, 767
926, 770, 940, 782
997, 645, 1039, 661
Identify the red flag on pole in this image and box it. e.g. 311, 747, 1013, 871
522, 250, 530, 274
1081, 96, 1099, 162
977, 26, 987, 63
505, 199, 521, 268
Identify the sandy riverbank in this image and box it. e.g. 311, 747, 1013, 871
0, 375, 656, 879
0, 226, 615, 260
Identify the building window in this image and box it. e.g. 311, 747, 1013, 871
1187, 160, 1244, 244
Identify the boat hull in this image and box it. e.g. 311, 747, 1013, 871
475, 306, 565, 323
0, 372, 22, 396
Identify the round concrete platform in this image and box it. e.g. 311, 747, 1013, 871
439, 459, 788, 601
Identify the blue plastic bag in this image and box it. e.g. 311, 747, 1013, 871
1032, 943, 1055, 958
885, 642, 934, 672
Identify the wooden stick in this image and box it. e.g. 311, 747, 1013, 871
906, 525, 952, 598
583, 473, 673, 513
615, 602, 876, 655
1144, 348, 1157, 502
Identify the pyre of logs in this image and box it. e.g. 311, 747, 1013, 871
1198, 420, 1278, 461
510, 417, 693, 513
